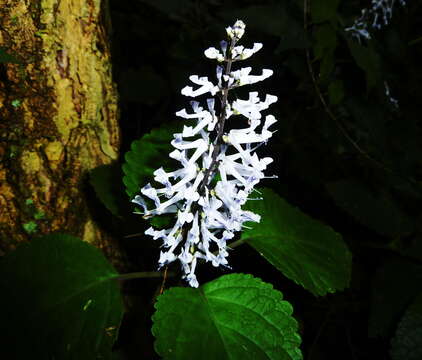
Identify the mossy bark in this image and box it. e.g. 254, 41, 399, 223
0, 0, 124, 267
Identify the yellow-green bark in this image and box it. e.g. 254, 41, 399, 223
0, 0, 123, 267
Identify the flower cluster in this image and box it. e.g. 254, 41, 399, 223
132, 20, 277, 287
346, 0, 406, 42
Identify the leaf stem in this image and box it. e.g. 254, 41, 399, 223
228, 238, 246, 249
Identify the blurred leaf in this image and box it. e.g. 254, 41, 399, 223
326, 179, 415, 238
150, 214, 174, 229
369, 257, 422, 337
0, 47, 20, 63
283, 53, 309, 78
399, 235, 422, 263
314, 23, 337, 82
314, 24, 337, 60
347, 40, 382, 91
118, 66, 168, 105
0, 234, 124, 359
242, 188, 351, 296
89, 163, 126, 217
152, 273, 302, 360
391, 291, 422, 360
319, 54, 335, 84
328, 79, 345, 105
310, 0, 340, 23
343, 97, 398, 164
111, 350, 127, 360
383, 28, 407, 63
122, 124, 178, 198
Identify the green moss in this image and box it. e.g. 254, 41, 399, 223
34, 210, 45, 220
11, 99, 21, 108
23, 221, 38, 234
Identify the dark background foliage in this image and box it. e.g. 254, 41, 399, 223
90, 0, 422, 358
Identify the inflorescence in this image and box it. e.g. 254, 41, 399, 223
345, 0, 407, 42
132, 20, 277, 287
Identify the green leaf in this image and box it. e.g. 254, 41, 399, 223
152, 273, 302, 360
150, 214, 174, 229
242, 188, 351, 296
122, 123, 179, 199
310, 0, 340, 23
391, 291, 422, 360
0, 234, 124, 359
89, 163, 126, 217
326, 179, 415, 238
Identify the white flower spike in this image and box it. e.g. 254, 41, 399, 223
132, 20, 278, 287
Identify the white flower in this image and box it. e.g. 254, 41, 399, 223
384, 81, 399, 108
132, 20, 277, 287
181, 75, 219, 97
232, 92, 278, 120
232, 43, 263, 60
346, 0, 406, 42
230, 67, 274, 86
204, 47, 225, 62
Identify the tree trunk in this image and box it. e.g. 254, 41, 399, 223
0, 0, 123, 266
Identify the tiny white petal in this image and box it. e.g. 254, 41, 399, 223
204, 47, 224, 62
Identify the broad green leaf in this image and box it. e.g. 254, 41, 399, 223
0, 234, 124, 359
391, 291, 422, 360
152, 273, 302, 360
242, 188, 351, 296
310, 0, 340, 23
122, 124, 178, 199
89, 163, 126, 217
326, 179, 415, 238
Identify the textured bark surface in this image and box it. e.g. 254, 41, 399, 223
0, 0, 123, 266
